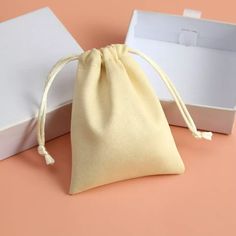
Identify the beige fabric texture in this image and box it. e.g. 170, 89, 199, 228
69, 44, 185, 194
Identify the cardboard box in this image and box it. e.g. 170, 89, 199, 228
0, 7, 83, 160
125, 9, 236, 134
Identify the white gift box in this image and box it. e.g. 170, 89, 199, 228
0, 7, 83, 160
125, 9, 236, 134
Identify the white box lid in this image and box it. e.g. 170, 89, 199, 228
0, 7, 83, 130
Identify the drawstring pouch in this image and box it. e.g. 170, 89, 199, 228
37, 44, 212, 194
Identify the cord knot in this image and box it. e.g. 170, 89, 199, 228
192, 131, 213, 141
37, 145, 55, 165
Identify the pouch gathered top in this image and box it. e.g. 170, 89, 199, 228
37, 44, 212, 194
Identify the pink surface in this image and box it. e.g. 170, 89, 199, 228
1, 1, 236, 235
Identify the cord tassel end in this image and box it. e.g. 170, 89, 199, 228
44, 154, 55, 165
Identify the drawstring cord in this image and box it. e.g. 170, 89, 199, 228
37, 48, 212, 165
129, 49, 212, 141
37, 55, 80, 165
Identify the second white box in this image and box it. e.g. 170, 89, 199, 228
125, 9, 236, 134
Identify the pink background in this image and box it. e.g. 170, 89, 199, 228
1, 0, 236, 235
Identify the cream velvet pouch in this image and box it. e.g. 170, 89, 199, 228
37, 44, 212, 194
